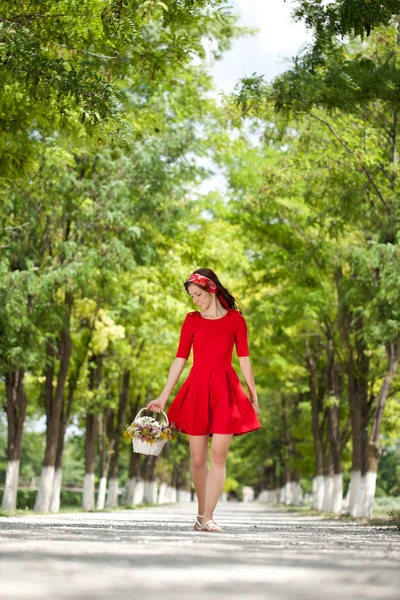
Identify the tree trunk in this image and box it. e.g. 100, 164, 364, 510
2, 370, 27, 511
280, 394, 302, 507
347, 313, 370, 518
96, 412, 108, 511
96, 409, 113, 510
50, 340, 91, 513
106, 370, 130, 508
362, 341, 399, 518
143, 455, 158, 503
125, 452, 141, 505
123, 391, 142, 505
35, 293, 73, 512
305, 337, 325, 511
49, 434, 64, 513
83, 413, 97, 511
325, 329, 347, 515
336, 269, 370, 518
82, 354, 103, 511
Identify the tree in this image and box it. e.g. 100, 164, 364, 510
230, 19, 400, 516
292, 0, 400, 39
0, 0, 239, 177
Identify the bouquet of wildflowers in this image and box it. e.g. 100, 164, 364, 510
124, 409, 177, 455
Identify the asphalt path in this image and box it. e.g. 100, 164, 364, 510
0, 502, 399, 600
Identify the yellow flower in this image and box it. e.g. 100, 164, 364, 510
123, 430, 131, 441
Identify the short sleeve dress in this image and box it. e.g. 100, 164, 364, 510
167, 308, 262, 436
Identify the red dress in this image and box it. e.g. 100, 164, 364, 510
167, 308, 262, 436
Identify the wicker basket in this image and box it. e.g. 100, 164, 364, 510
131, 408, 169, 456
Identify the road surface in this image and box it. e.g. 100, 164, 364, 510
1, 503, 399, 599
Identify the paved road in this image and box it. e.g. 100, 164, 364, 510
0, 503, 399, 600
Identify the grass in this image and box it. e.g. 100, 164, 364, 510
0, 502, 159, 518
2, 496, 399, 528
268, 497, 400, 527
388, 510, 400, 529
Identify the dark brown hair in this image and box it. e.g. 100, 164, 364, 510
183, 268, 240, 312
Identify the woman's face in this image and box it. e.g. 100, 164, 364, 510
187, 284, 210, 309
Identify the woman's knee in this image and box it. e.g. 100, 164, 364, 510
191, 454, 207, 469
210, 447, 228, 467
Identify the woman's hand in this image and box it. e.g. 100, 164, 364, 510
250, 394, 260, 416
146, 397, 166, 413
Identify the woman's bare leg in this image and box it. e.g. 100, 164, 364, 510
188, 435, 209, 518
202, 434, 233, 524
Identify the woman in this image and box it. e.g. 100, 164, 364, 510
147, 268, 261, 532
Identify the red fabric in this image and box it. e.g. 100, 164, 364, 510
186, 273, 217, 291
186, 273, 230, 309
167, 309, 262, 436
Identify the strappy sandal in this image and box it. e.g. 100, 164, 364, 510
201, 519, 223, 533
194, 514, 203, 531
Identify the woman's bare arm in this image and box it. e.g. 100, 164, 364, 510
238, 356, 260, 415
147, 357, 187, 413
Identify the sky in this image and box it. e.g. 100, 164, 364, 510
197, 1, 311, 196
212, 0, 311, 93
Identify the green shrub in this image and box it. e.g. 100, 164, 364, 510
374, 485, 388, 498
300, 478, 312, 493
389, 510, 400, 529
223, 477, 239, 494
16, 488, 36, 510
0, 488, 83, 510
60, 489, 82, 507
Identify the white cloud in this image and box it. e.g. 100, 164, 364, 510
235, 0, 310, 55
210, 0, 311, 94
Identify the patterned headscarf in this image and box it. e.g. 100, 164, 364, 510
186, 273, 229, 309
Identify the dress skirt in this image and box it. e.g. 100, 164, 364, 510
166, 309, 262, 436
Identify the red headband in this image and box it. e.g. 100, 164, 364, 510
186, 273, 229, 309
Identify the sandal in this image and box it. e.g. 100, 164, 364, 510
201, 519, 223, 533
194, 514, 203, 532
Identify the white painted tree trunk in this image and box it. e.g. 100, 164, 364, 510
34, 466, 55, 513
331, 474, 343, 515
342, 486, 350, 512
362, 471, 377, 519
322, 476, 334, 513
170, 487, 177, 502
177, 488, 191, 502
242, 486, 255, 502
272, 488, 280, 503
105, 478, 119, 507
279, 486, 286, 503
82, 473, 96, 511
125, 477, 136, 505
96, 477, 107, 510
312, 475, 325, 511
284, 482, 293, 505
158, 482, 168, 504
292, 482, 303, 506
133, 480, 145, 504
2, 460, 20, 511
143, 480, 158, 503
348, 470, 363, 517
49, 468, 62, 513
256, 490, 269, 502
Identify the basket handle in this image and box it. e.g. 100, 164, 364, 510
134, 407, 169, 426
